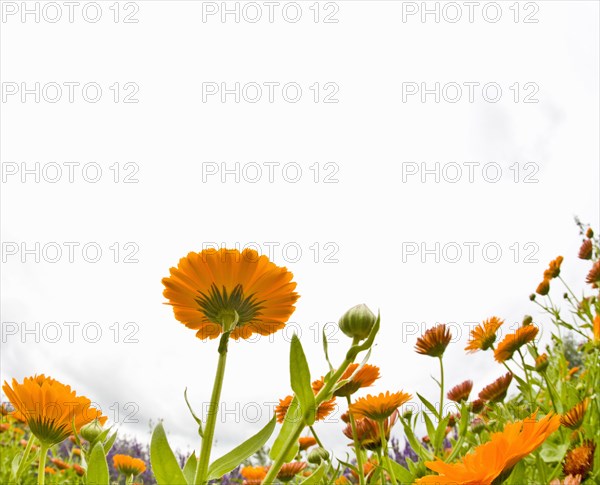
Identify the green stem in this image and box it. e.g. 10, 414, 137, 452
126, 475, 134, 485
308, 426, 324, 449
346, 396, 365, 485
517, 349, 535, 410
37, 443, 49, 485
16, 433, 35, 479
378, 420, 397, 485
438, 356, 445, 422
376, 447, 385, 485
262, 345, 358, 484
194, 332, 230, 485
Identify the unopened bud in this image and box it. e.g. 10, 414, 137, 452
339, 304, 376, 341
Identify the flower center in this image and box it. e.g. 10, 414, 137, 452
195, 284, 265, 329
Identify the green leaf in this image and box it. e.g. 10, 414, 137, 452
86, 442, 109, 485
150, 422, 187, 485
433, 415, 450, 453
290, 334, 316, 426
322, 328, 334, 372
270, 397, 302, 462
417, 393, 439, 419
184, 388, 204, 437
422, 412, 436, 446
540, 442, 569, 463
208, 417, 276, 480
299, 463, 326, 484
103, 431, 117, 453
183, 452, 198, 485
388, 460, 414, 484
10, 452, 21, 479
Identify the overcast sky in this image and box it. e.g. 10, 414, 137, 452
1, 0, 599, 459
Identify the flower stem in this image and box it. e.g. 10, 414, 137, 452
194, 331, 230, 485
378, 420, 397, 485
37, 443, 49, 485
517, 349, 535, 410
16, 433, 35, 479
438, 356, 445, 422
346, 396, 365, 485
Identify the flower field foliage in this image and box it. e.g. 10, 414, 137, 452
2, 224, 600, 484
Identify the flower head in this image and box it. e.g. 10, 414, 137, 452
586, 261, 600, 288
113, 454, 147, 477
535, 353, 549, 373
2, 375, 106, 446
241, 465, 268, 484
298, 436, 317, 451
493, 326, 538, 363
50, 458, 70, 470
544, 256, 564, 279
343, 412, 398, 450
277, 462, 307, 482
447, 380, 473, 403
162, 248, 299, 340
73, 464, 85, 477
339, 304, 377, 340
334, 363, 380, 397
415, 324, 452, 358
349, 391, 411, 421
594, 314, 600, 342
536, 279, 551, 296
465, 317, 504, 353
560, 399, 589, 430
563, 440, 595, 479
416, 413, 560, 484
478, 373, 513, 403
579, 239, 593, 260
275, 395, 336, 423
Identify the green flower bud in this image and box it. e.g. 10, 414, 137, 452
307, 447, 329, 465
522, 315, 533, 326
80, 419, 103, 443
339, 304, 376, 341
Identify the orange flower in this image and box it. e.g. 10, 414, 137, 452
73, 464, 85, 476
162, 248, 299, 340
416, 413, 560, 484
334, 363, 380, 397
593, 314, 600, 342
44, 467, 56, 475
493, 326, 538, 363
415, 324, 452, 357
241, 465, 268, 482
2, 375, 106, 446
536, 279, 550, 296
470, 399, 485, 414
579, 239, 593, 260
465, 317, 503, 353
277, 462, 307, 482
298, 436, 317, 451
563, 441, 595, 479
586, 261, 600, 288
343, 412, 398, 450
0, 423, 10, 433
478, 373, 513, 403
50, 458, 70, 470
447, 380, 473, 403
535, 353, 549, 373
275, 395, 336, 423
349, 391, 411, 421
113, 454, 146, 477
561, 399, 589, 429
544, 256, 564, 279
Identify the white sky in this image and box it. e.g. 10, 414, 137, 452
1, 0, 599, 460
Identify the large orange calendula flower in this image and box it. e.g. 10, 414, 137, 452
349, 391, 411, 421
241, 465, 268, 484
494, 326, 538, 363
113, 454, 146, 477
162, 248, 299, 340
333, 363, 380, 397
415, 412, 560, 484
415, 324, 452, 357
465, 317, 503, 353
563, 440, 595, 479
2, 375, 106, 446
478, 373, 513, 403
